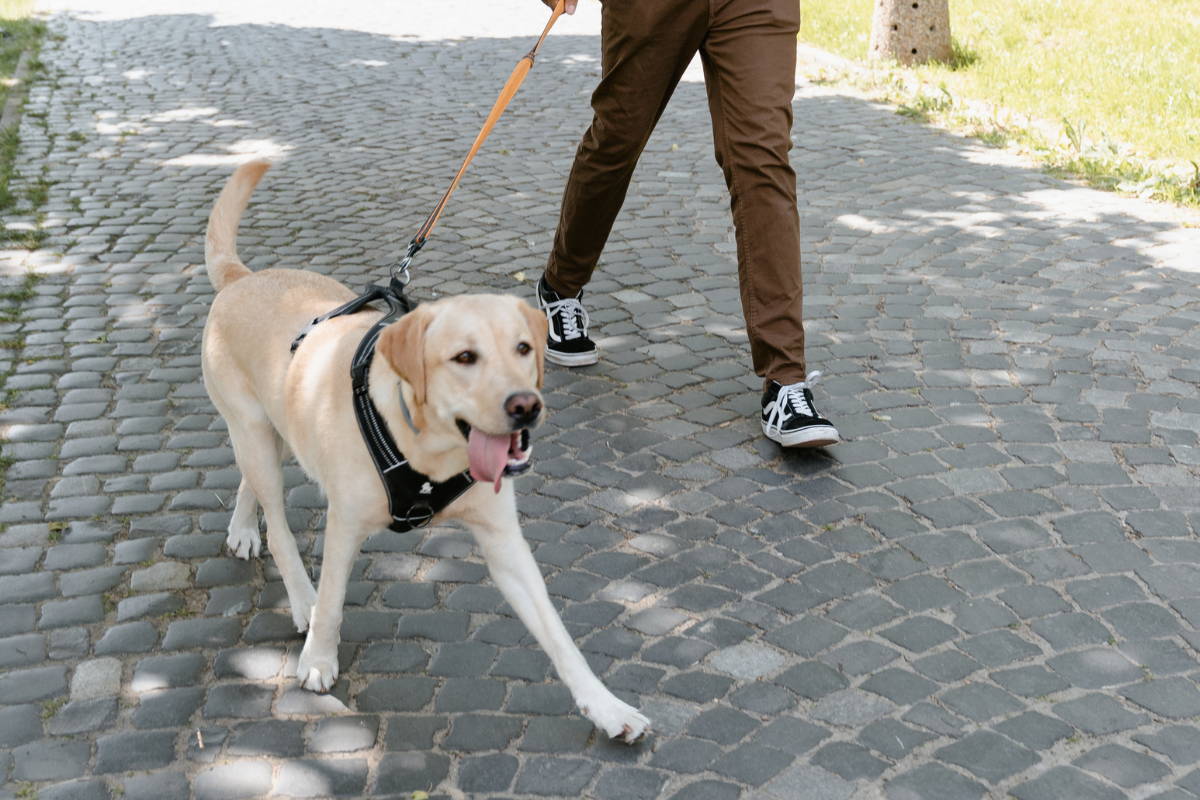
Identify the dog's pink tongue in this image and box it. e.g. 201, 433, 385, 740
468, 429, 510, 493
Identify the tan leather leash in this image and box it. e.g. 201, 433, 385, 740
392, 0, 567, 284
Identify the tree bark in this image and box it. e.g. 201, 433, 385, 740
869, 0, 952, 65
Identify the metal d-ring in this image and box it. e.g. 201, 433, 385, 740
390, 255, 413, 286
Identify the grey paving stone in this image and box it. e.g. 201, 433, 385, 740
1047, 648, 1144, 688
994, 710, 1075, 750
957, 630, 1042, 667
11, 738, 90, 781
117, 591, 184, 621
0, 664, 67, 702
0, 704, 42, 747
203, 684, 275, 718
686, 705, 759, 745
514, 756, 600, 795
939, 683, 1024, 721
934, 730, 1039, 782
95, 621, 159, 654
861, 667, 939, 704
749, 717, 831, 756
810, 689, 894, 726
356, 677, 437, 712
45, 697, 118, 735
990, 665, 1070, 697
37, 779, 111, 800
765, 615, 847, 656
711, 743, 794, 786
131, 653, 205, 692
306, 714, 379, 752
1121, 678, 1200, 719
649, 736, 724, 773
1054, 693, 1150, 734
811, 740, 887, 780
228, 719, 306, 757
1074, 743, 1171, 788
194, 760, 273, 800
885, 763, 988, 800
593, 766, 668, 800
521, 716, 595, 753
661, 670, 734, 703
0, 632, 45, 668
274, 757, 368, 797
858, 718, 935, 759
95, 729, 177, 773
1134, 725, 1200, 766
121, 771, 189, 800
60, 565, 125, 597
1010, 766, 1127, 800
443, 713, 523, 750
879, 616, 959, 652
133, 687, 204, 728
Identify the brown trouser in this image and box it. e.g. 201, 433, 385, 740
546, 0, 807, 383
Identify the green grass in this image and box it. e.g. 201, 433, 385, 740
1, 0, 44, 213
800, 0, 1200, 206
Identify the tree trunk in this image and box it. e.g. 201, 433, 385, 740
869, 0, 952, 65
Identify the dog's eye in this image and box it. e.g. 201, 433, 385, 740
516, 342, 532, 356
452, 351, 477, 365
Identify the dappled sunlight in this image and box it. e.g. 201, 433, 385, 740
162, 144, 289, 167
149, 105, 219, 122
836, 212, 897, 235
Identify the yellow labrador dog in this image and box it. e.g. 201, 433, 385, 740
201, 160, 649, 743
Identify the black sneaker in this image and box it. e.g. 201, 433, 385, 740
762, 373, 840, 447
536, 275, 598, 367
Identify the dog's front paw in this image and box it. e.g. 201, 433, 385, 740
226, 523, 262, 560
578, 690, 650, 744
297, 643, 339, 693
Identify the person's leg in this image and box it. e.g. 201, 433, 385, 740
701, 0, 838, 446
700, 0, 806, 383
545, 0, 710, 297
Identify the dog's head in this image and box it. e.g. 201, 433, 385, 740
377, 294, 547, 489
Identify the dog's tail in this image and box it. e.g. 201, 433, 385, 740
205, 158, 270, 292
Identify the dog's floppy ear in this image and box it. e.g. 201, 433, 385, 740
378, 307, 431, 404
518, 299, 548, 389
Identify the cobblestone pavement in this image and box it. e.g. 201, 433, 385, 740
3, 1, 1200, 798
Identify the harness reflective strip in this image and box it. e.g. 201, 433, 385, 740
352, 326, 403, 468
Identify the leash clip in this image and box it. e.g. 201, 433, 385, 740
390, 239, 424, 286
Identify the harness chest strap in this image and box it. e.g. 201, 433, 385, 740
292, 281, 474, 532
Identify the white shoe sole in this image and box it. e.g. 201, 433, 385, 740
763, 422, 841, 448
546, 348, 599, 367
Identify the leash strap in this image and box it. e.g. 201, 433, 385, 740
393, 0, 566, 282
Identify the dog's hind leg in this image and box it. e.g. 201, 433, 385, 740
226, 418, 318, 633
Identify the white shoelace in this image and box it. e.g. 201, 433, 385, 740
764, 370, 823, 435
544, 296, 590, 342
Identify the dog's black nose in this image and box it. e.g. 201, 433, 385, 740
505, 392, 542, 427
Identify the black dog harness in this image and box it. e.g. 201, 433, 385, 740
290, 278, 474, 532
